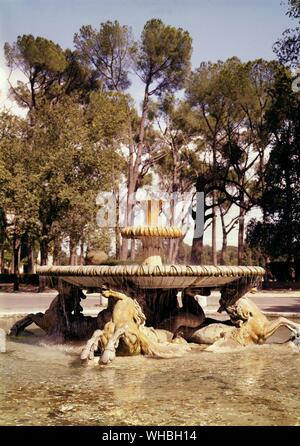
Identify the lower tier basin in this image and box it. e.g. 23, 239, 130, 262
37, 265, 265, 290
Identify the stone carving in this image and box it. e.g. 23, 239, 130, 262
80, 290, 300, 364
9, 200, 268, 364
187, 297, 300, 351
9, 283, 113, 342
80, 289, 190, 365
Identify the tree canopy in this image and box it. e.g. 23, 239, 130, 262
1, 12, 299, 272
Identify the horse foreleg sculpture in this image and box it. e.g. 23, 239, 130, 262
81, 289, 190, 365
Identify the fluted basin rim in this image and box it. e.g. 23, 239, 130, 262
121, 226, 182, 239
37, 264, 265, 278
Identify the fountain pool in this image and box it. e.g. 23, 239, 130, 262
1, 315, 300, 426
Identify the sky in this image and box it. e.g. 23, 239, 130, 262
0, 0, 296, 248
0, 0, 295, 108
0, 0, 294, 62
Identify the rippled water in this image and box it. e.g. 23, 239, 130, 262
0, 316, 300, 426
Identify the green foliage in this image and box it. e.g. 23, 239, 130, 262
0, 112, 38, 234
87, 91, 129, 146
185, 58, 280, 199
0, 89, 126, 263
287, 0, 300, 18
2, 15, 298, 267
74, 21, 133, 91
4, 35, 67, 108
32, 95, 125, 243
5, 34, 66, 73
151, 96, 206, 196
274, 0, 300, 67
134, 19, 192, 96
247, 67, 300, 260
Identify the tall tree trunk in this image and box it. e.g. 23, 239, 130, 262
285, 169, 293, 263
191, 236, 203, 265
128, 189, 136, 261
220, 227, 227, 266
13, 234, 20, 291
211, 143, 217, 265
40, 239, 49, 266
39, 237, 49, 292
191, 176, 206, 265
27, 238, 34, 273
0, 246, 4, 273
167, 142, 179, 263
120, 83, 150, 260
220, 235, 227, 265
53, 239, 60, 266
69, 238, 78, 266
238, 202, 245, 265
0, 208, 5, 272
115, 188, 121, 260
13, 234, 21, 274
219, 205, 227, 265
120, 197, 132, 260
79, 240, 85, 265
22, 232, 34, 273
120, 149, 135, 261
211, 191, 217, 265
168, 190, 177, 263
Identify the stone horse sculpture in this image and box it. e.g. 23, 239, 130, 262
81, 289, 190, 365
9, 279, 300, 361
9, 283, 114, 342
80, 288, 300, 365
177, 296, 300, 351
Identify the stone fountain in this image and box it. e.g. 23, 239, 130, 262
10, 198, 300, 362
29, 199, 263, 329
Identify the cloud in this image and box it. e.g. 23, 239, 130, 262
0, 48, 27, 117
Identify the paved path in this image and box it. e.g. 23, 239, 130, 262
0, 289, 299, 317
0, 291, 103, 316
205, 290, 300, 316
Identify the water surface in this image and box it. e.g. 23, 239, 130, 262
0, 316, 299, 426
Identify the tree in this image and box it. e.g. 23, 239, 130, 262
4, 34, 95, 113
74, 20, 133, 92
247, 66, 300, 261
274, 0, 300, 68
248, 1, 300, 265
4, 30, 129, 267
185, 59, 241, 264
73, 19, 192, 259
28, 94, 125, 265
0, 112, 39, 277
218, 200, 239, 265
151, 96, 205, 262
120, 19, 192, 259
186, 58, 278, 264
4, 35, 67, 110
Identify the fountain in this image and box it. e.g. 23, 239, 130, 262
9, 198, 300, 362
3, 199, 300, 426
